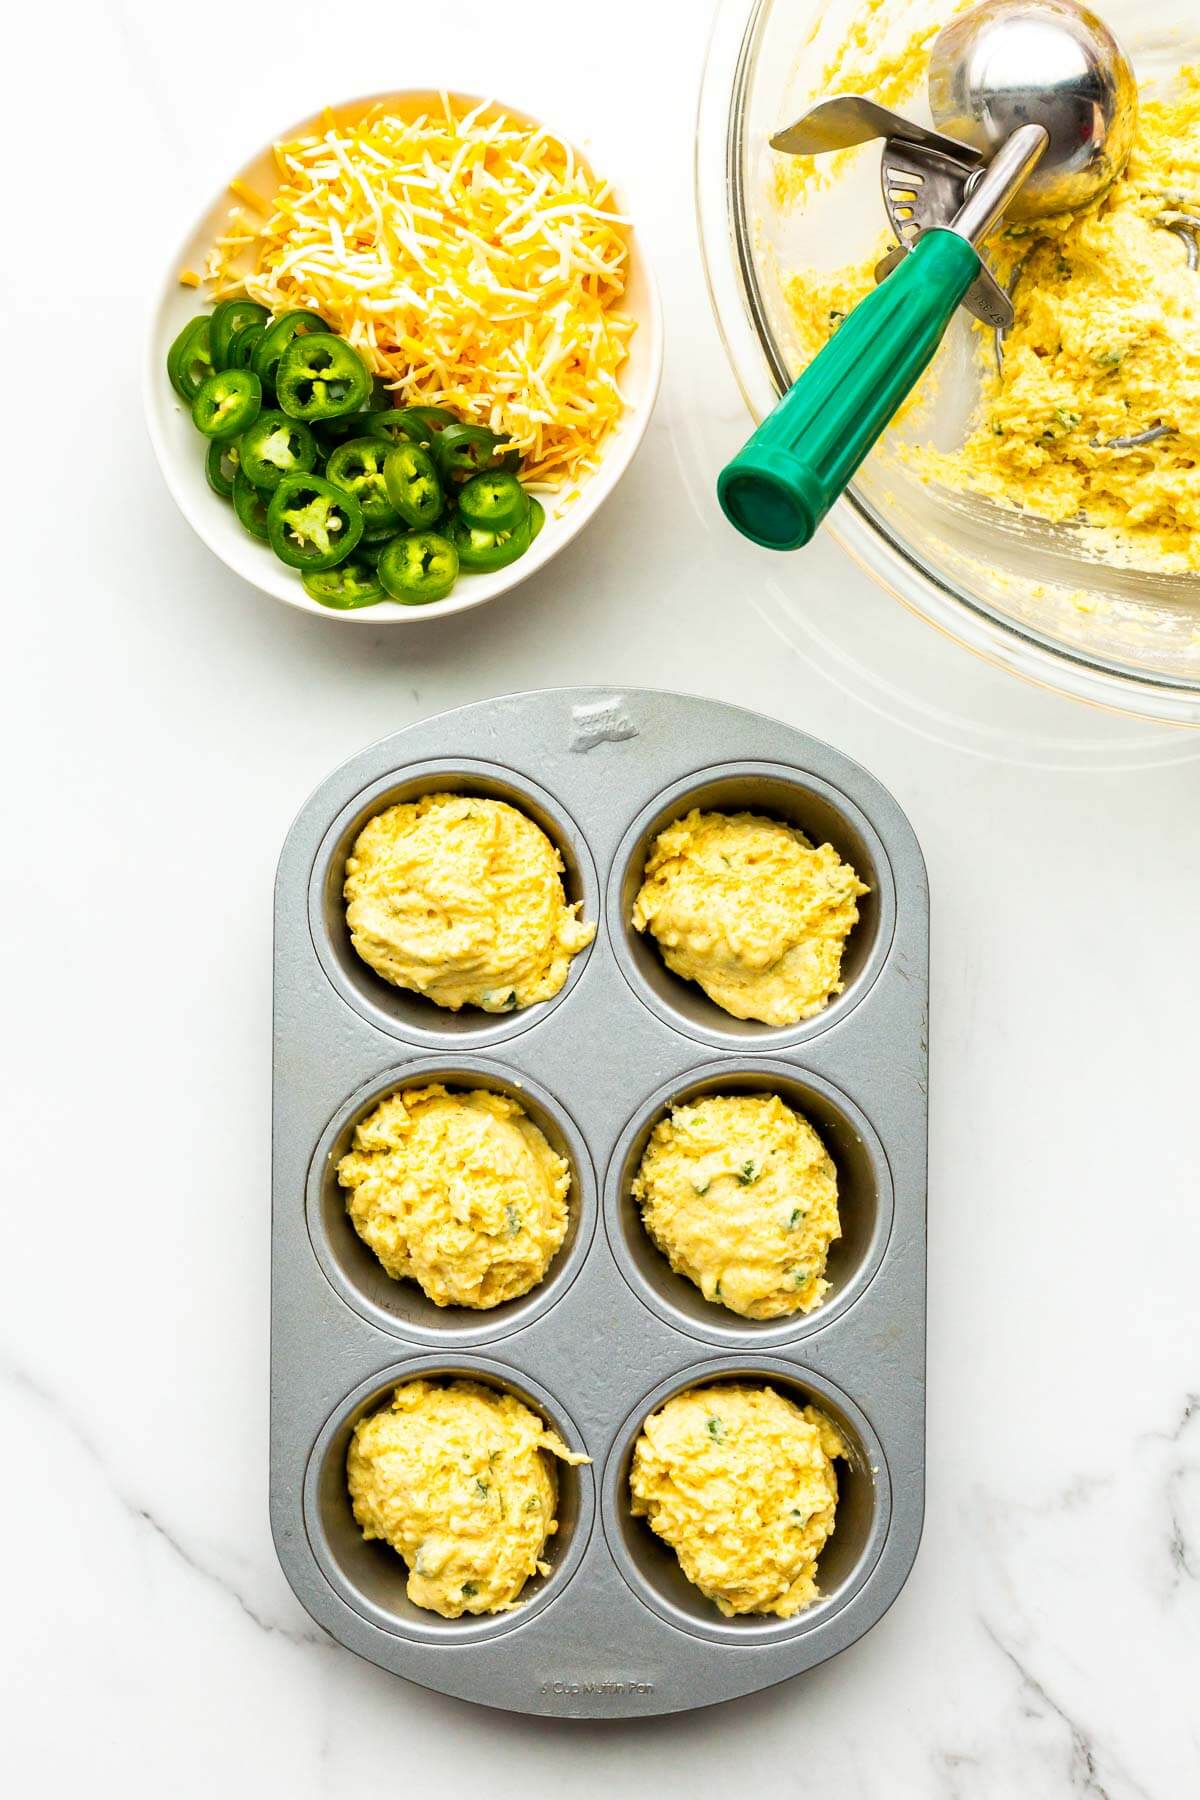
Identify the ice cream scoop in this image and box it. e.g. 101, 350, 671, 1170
718, 0, 1138, 551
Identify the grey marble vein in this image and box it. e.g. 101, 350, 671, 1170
1147, 1394, 1199, 1589
982, 1622, 1154, 1800
1, 1358, 328, 1652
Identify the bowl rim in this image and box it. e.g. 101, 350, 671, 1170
145, 86, 664, 625
696, 0, 1200, 726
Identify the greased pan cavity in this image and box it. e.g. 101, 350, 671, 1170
272, 687, 928, 1718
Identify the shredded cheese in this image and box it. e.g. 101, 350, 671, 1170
178, 268, 201, 287
228, 177, 269, 213
204, 97, 636, 486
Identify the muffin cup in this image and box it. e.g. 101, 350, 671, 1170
607, 763, 895, 1052
307, 1059, 597, 1344
600, 1359, 890, 1645
604, 1061, 893, 1346
306, 758, 599, 1048
303, 1358, 594, 1643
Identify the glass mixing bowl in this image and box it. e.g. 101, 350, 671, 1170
697, 0, 1200, 723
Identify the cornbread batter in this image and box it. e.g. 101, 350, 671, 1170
777, 2, 1200, 570
632, 1093, 840, 1317
344, 792, 594, 1012
632, 809, 867, 1025
348, 1378, 586, 1617
629, 1384, 847, 1618
916, 70, 1200, 566
337, 1085, 570, 1308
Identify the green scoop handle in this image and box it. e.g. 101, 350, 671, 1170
717, 229, 980, 551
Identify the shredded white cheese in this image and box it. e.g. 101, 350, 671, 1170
205, 97, 636, 486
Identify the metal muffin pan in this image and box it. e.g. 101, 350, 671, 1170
272, 686, 928, 1718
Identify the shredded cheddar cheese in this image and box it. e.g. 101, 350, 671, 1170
205, 96, 635, 486
228, 177, 269, 213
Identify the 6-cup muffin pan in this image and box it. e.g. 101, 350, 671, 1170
272, 687, 928, 1718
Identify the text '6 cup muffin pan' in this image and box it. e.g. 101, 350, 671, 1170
272, 686, 928, 1718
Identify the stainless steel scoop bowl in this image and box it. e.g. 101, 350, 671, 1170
929, 0, 1139, 221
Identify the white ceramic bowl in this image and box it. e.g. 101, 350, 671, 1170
146, 91, 663, 623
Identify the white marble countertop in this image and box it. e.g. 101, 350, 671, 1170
5, 0, 1198, 1792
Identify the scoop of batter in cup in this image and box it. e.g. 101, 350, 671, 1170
348, 1378, 587, 1617
630, 1383, 846, 1618
632, 1091, 841, 1317
344, 792, 594, 1012
337, 1084, 571, 1308
632, 808, 867, 1026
